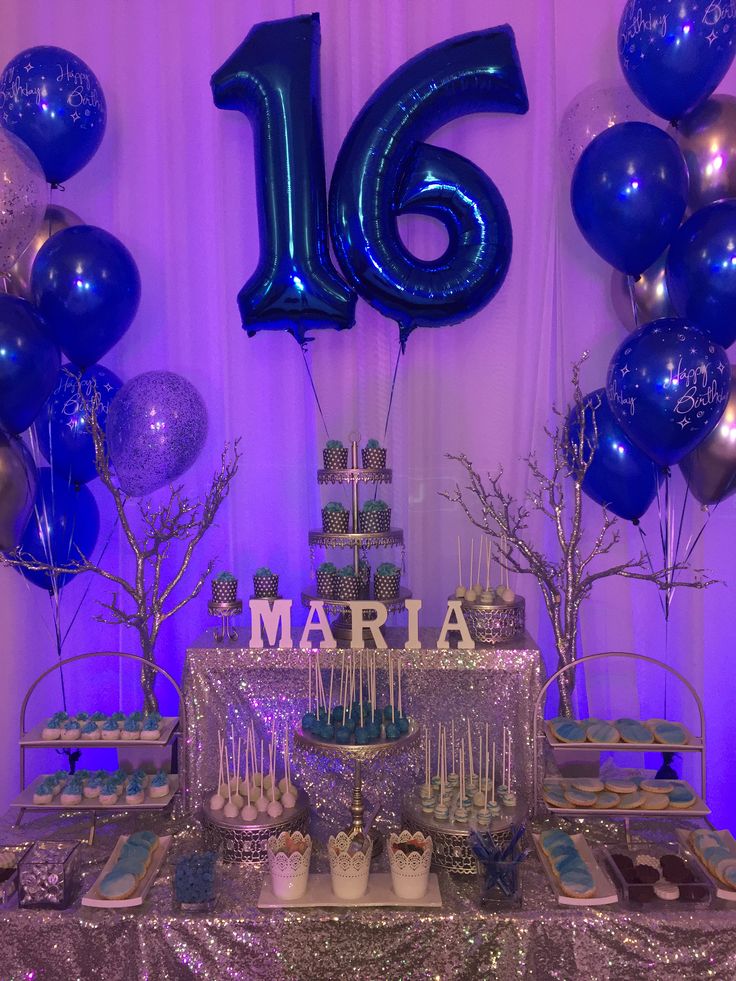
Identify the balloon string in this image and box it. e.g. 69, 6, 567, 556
638, 524, 665, 617
61, 513, 119, 647
301, 346, 330, 439
382, 343, 403, 441
626, 275, 639, 330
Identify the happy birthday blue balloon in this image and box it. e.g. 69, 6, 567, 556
0, 295, 60, 435
17, 467, 99, 591
667, 200, 736, 349
568, 389, 662, 521
606, 318, 730, 467
36, 363, 122, 485
571, 122, 688, 276
0, 46, 106, 184
618, 0, 736, 123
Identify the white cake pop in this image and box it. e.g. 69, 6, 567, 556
209, 731, 226, 811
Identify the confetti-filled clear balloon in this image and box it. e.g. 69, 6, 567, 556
0, 128, 45, 274
6, 203, 82, 299
107, 371, 208, 497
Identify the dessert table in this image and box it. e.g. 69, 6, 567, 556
0, 809, 734, 980
182, 628, 544, 836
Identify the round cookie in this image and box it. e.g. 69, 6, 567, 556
542, 786, 568, 809
642, 792, 669, 810
593, 791, 620, 809
617, 791, 645, 809
654, 881, 678, 901
586, 722, 620, 744
650, 720, 688, 745
605, 778, 638, 794
571, 778, 605, 793
99, 869, 137, 900
563, 787, 597, 807
668, 784, 696, 808
618, 721, 654, 744
550, 719, 586, 743
639, 779, 673, 794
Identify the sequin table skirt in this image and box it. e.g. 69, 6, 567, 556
182, 628, 544, 840
0, 810, 735, 981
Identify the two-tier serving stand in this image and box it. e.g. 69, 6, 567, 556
303, 438, 411, 643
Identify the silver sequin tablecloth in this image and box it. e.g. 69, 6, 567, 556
1, 809, 736, 980
182, 629, 544, 839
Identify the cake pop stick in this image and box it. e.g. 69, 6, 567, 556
476, 537, 482, 586
460, 738, 465, 802
424, 726, 429, 791
436, 722, 442, 781
451, 720, 456, 777
230, 723, 237, 786
398, 656, 403, 720
328, 663, 335, 719
467, 719, 474, 784
210, 732, 225, 810
469, 539, 474, 591
484, 750, 489, 810
492, 742, 496, 803
359, 653, 364, 727
457, 536, 462, 587
478, 729, 482, 787
485, 538, 492, 592
308, 653, 312, 714
223, 741, 239, 818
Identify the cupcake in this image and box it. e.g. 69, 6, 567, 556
335, 565, 359, 601
149, 770, 170, 799
62, 720, 81, 740
42, 718, 62, 741
99, 780, 119, 806
316, 561, 337, 598
358, 499, 391, 534
33, 779, 55, 805
321, 501, 349, 534
328, 832, 372, 900
362, 438, 387, 469
253, 567, 279, 598
125, 778, 145, 805
75, 711, 90, 723
212, 571, 238, 604
323, 439, 348, 470
374, 562, 401, 601
267, 832, 312, 901
60, 779, 83, 805
388, 831, 433, 900
83, 776, 102, 799
101, 718, 119, 741
90, 710, 107, 729
122, 717, 141, 740
141, 716, 161, 741
81, 720, 101, 741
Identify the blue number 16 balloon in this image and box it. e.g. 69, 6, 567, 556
212, 15, 528, 348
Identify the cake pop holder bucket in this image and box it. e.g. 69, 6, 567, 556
463, 597, 525, 645
201, 789, 310, 866
267, 833, 312, 900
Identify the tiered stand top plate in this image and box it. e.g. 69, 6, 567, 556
544, 720, 702, 754
300, 586, 412, 616
308, 529, 404, 549
318, 468, 392, 485
20, 717, 180, 748
294, 724, 419, 760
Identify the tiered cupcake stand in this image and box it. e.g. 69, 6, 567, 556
14, 651, 186, 844
533, 651, 709, 833
303, 439, 411, 643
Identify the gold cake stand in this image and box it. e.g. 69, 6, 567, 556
294, 725, 419, 852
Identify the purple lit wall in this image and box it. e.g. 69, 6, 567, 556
1, 0, 734, 826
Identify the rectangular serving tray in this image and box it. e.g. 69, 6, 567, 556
81, 834, 171, 908
544, 720, 701, 753
20, 716, 179, 748
542, 777, 709, 817
257, 872, 442, 909
675, 828, 736, 902
598, 843, 714, 910
11, 774, 179, 811
532, 832, 617, 906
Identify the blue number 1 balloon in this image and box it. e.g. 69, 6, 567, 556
211, 14, 356, 345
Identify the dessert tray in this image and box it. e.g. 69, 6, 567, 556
13, 774, 179, 811
599, 843, 714, 909
257, 872, 442, 909
21, 717, 180, 748
541, 777, 709, 817
544, 718, 699, 753
532, 833, 617, 907
82, 834, 171, 908
675, 828, 736, 902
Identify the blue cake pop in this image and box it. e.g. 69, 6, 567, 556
385, 722, 400, 741
336, 726, 351, 744
301, 712, 317, 732
355, 726, 369, 745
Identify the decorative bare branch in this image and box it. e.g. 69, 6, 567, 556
442, 353, 716, 715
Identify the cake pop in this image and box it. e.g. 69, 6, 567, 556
465, 540, 478, 603
454, 536, 466, 598
480, 541, 497, 604
302, 653, 317, 732
209, 732, 226, 811
396, 657, 410, 734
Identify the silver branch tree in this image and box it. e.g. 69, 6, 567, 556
442, 355, 715, 715
3, 379, 241, 711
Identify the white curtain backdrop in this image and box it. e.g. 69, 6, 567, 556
0, 0, 733, 823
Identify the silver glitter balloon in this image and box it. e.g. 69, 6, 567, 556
0, 128, 46, 274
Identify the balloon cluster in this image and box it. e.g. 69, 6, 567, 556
567, 1, 736, 519
0, 46, 207, 592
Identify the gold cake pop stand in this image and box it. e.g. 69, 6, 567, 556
294, 725, 419, 854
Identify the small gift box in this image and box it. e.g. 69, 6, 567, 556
322, 502, 350, 534
388, 831, 432, 900
18, 840, 81, 909
267, 832, 312, 901
328, 832, 372, 900
335, 567, 359, 600
361, 439, 387, 469
323, 440, 348, 469
253, 567, 279, 598
358, 500, 391, 534
316, 561, 337, 598
374, 563, 400, 600
212, 571, 238, 604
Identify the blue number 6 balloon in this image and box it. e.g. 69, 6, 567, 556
329, 25, 528, 347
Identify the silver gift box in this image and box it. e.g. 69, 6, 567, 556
18, 840, 81, 909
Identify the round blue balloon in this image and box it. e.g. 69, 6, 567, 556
0, 295, 60, 435
329, 24, 528, 346
568, 389, 662, 521
106, 371, 208, 497
36, 364, 122, 485
667, 200, 736, 349
571, 122, 688, 276
0, 46, 106, 184
17, 467, 99, 590
618, 0, 736, 123
606, 318, 730, 466
31, 225, 140, 369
